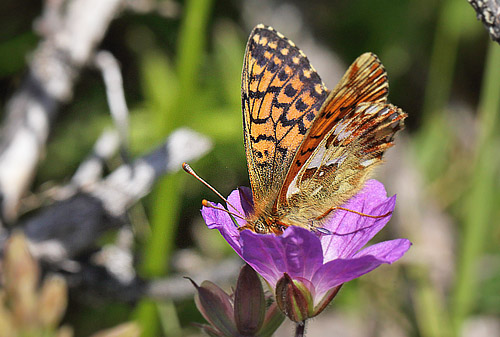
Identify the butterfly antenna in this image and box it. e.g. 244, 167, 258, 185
201, 200, 246, 221
182, 163, 245, 218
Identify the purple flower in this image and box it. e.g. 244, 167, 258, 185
202, 179, 411, 321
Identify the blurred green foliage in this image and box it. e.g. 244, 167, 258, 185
1, 0, 499, 336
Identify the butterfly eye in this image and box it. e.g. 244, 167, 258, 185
255, 222, 268, 234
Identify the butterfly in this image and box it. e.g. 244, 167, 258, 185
237, 24, 406, 235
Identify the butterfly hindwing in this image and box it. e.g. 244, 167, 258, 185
277, 53, 390, 208
242, 25, 329, 212
282, 103, 406, 225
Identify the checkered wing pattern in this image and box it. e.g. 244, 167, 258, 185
242, 24, 328, 212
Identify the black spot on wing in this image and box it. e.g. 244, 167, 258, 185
251, 134, 276, 142
268, 60, 279, 73
295, 98, 308, 112
284, 84, 297, 97
306, 111, 315, 121
278, 69, 288, 81
248, 90, 266, 99
250, 114, 271, 124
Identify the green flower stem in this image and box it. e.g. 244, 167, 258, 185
451, 41, 500, 335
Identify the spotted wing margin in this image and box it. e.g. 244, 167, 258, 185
277, 53, 389, 208
282, 103, 406, 223
241, 25, 329, 211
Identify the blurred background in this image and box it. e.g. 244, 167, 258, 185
0, 0, 499, 336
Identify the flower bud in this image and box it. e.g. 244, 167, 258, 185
190, 265, 285, 337
189, 278, 238, 337
234, 264, 265, 335
275, 273, 313, 322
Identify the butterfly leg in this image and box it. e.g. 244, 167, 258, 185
316, 206, 392, 221
238, 224, 254, 232
309, 224, 332, 235
310, 207, 392, 236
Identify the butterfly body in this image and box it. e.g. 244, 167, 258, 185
240, 24, 406, 234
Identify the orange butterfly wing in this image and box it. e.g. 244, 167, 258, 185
277, 53, 390, 208
241, 25, 329, 213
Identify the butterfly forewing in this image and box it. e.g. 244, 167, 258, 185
277, 53, 389, 208
242, 25, 329, 212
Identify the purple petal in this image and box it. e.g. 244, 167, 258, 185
201, 201, 243, 257
312, 238, 411, 301
240, 227, 323, 287
320, 180, 396, 262
354, 238, 411, 262
226, 188, 252, 225
201, 188, 259, 259
235, 186, 254, 217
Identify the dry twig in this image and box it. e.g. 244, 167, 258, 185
467, 0, 500, 43
0, 0, 126, 224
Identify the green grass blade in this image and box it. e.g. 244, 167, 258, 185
451, 41, 500, 335
135, 0, 215, 336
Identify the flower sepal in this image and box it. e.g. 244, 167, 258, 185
189, 278, 238, 337
312, 284, 342, 317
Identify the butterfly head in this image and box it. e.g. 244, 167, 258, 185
239, 216, 288, 235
